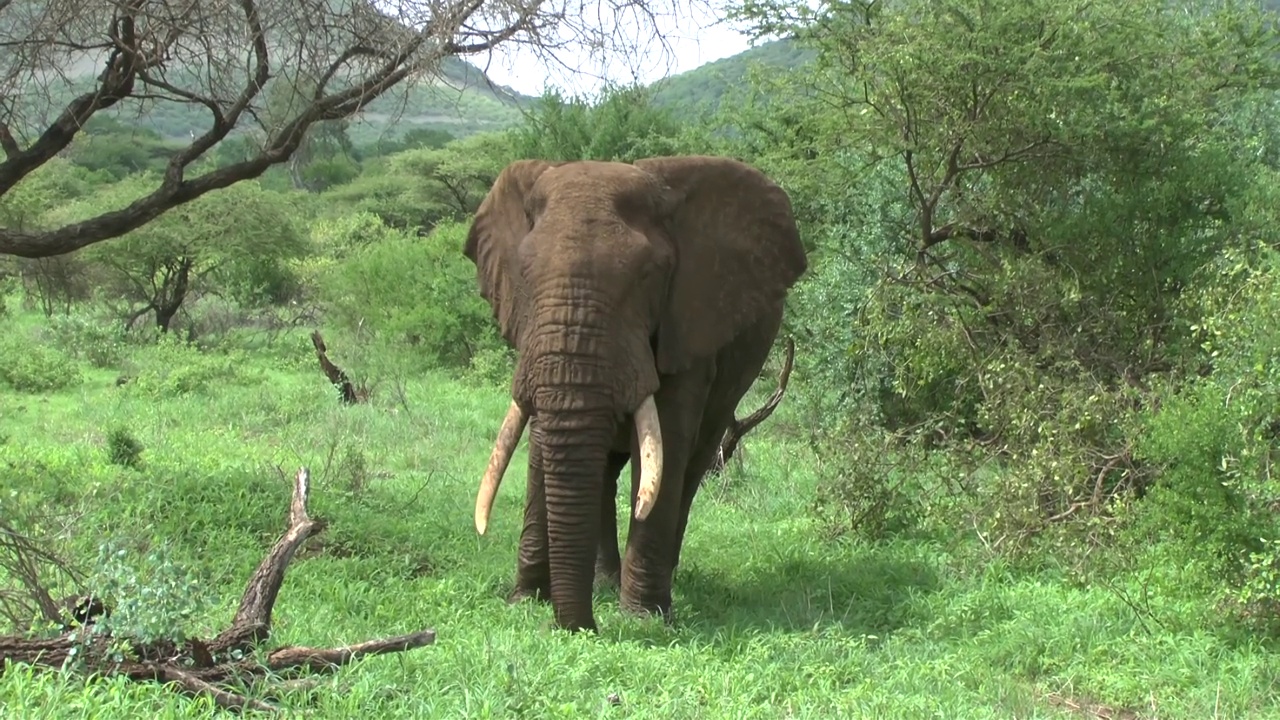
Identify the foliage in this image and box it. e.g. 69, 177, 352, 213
731, 0, 1280, 532
120, 335, 264, 397
509, 85, 702, 162
44, 176, 307, 331
84, 540, 213, 648
105, 427, 145, 470
63, 117, 186, 181
319, 132, 516, 231
316, 220, 503, 373
1126, 244, 1280, 630
0, 332, 81, 393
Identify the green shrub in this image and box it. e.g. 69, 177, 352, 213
44, 308, 126, 368
1126, 247, 1280, 631
317, 219, 503, 373
105, 427, 144, 470
85, 539, 213, 646
0, 335, 82, 392
120, 335, 262, 397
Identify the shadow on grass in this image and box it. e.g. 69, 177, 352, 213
670, 549, 940, 640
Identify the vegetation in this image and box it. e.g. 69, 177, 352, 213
3, 0, 1280, 715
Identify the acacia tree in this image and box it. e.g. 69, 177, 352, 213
730, 0, 1280, 539
0, 0, 704, 259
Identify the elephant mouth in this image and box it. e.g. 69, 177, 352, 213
473, 395, 664, 535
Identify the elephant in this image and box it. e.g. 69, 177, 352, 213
463, 155, 808, 632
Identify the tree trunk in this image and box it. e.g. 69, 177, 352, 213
154, 258, 193, 333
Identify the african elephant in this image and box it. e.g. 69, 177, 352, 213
464, 155, 807, 632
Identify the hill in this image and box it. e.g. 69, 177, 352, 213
84, 55, 536, 146
650, 39, 816, 118
82, 38, 812, 144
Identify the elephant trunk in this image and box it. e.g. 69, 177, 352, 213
533, 406, 615, 631
473, 394, 664, 536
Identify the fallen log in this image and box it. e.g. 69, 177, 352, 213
311, 330, 367, 404
711, 337, 795, 474
0, 468, 435, 712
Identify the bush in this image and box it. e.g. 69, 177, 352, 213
120, 335, 262, 397
44, 308, 127, 368
105, 427, 145, 470
1125, 247, 1280, 631
0, 335, 82, 393
317, 219, 503, 373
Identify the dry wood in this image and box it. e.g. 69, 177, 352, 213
0, 468, 435, 712
311, 330, 367, 405
711, 337, 795, 474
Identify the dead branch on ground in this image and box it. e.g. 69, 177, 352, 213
711, 337, 796, 474
0, 468, 435, 713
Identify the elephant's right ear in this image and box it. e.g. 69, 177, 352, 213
463, 159, 558, 347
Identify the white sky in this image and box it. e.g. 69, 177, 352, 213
460, 4, 760, 97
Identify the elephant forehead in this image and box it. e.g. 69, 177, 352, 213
534, 162, 660, 206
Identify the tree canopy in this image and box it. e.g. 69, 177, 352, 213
0, 0, 708, 258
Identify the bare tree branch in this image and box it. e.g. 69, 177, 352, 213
0, 468, 437, 713
711, 337, 795, 474
0, 0, 710, 258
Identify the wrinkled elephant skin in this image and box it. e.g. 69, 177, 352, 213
462, 156, 808, 632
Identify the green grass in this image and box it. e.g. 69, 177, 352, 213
0, 318, 1277, 718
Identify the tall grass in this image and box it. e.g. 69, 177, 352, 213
0, 311, 1274, 718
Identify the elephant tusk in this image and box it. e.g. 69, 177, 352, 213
475, 399, 528, 535
632, 395, 663, 521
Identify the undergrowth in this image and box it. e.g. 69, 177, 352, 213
0, 310, 1274, 718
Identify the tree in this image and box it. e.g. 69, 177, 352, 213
0, 0, 709, 258
509, 84, 697, 161
46, 175, 306, 332
728, 0, 1280, 541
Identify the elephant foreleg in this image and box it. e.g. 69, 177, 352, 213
510, 431, 551, 603
620, 370, 710, 621
595, 451, 629, 590
671, 310, 786, 574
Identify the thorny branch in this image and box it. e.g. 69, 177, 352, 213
0, 0, 707, 258
0, 468, 435, 713
712, 337, 796, 473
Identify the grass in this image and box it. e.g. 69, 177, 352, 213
0, 316, 1277, 718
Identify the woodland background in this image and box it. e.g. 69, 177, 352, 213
3, 0, 1280, 716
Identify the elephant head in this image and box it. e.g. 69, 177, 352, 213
464, 155, 807, 631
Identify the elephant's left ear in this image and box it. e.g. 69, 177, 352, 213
634, 156, 808, 374
464, 159, 559, 348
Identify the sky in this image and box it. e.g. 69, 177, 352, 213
458, 3, 761, 97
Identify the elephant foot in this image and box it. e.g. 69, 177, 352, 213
619, 592, 673, 624
550, 617, 600, 634
507, 582, 551, 605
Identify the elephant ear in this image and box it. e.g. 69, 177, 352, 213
634, 155, 808, 374
463, 159, 559, 347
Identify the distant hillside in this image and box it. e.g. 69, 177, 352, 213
14, 36, 810, 148
13, 52, 534, 146
114, 55, 535, 145
650, 39, 816, 118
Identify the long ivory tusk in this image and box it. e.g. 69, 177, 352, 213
633, 395, 664, 521
474, 400, 528, 535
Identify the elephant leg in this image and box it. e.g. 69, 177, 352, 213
595, 451, 629, 591
619, 366, 713, 620
672, 309, 785, 575
510, 427, 551, 604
